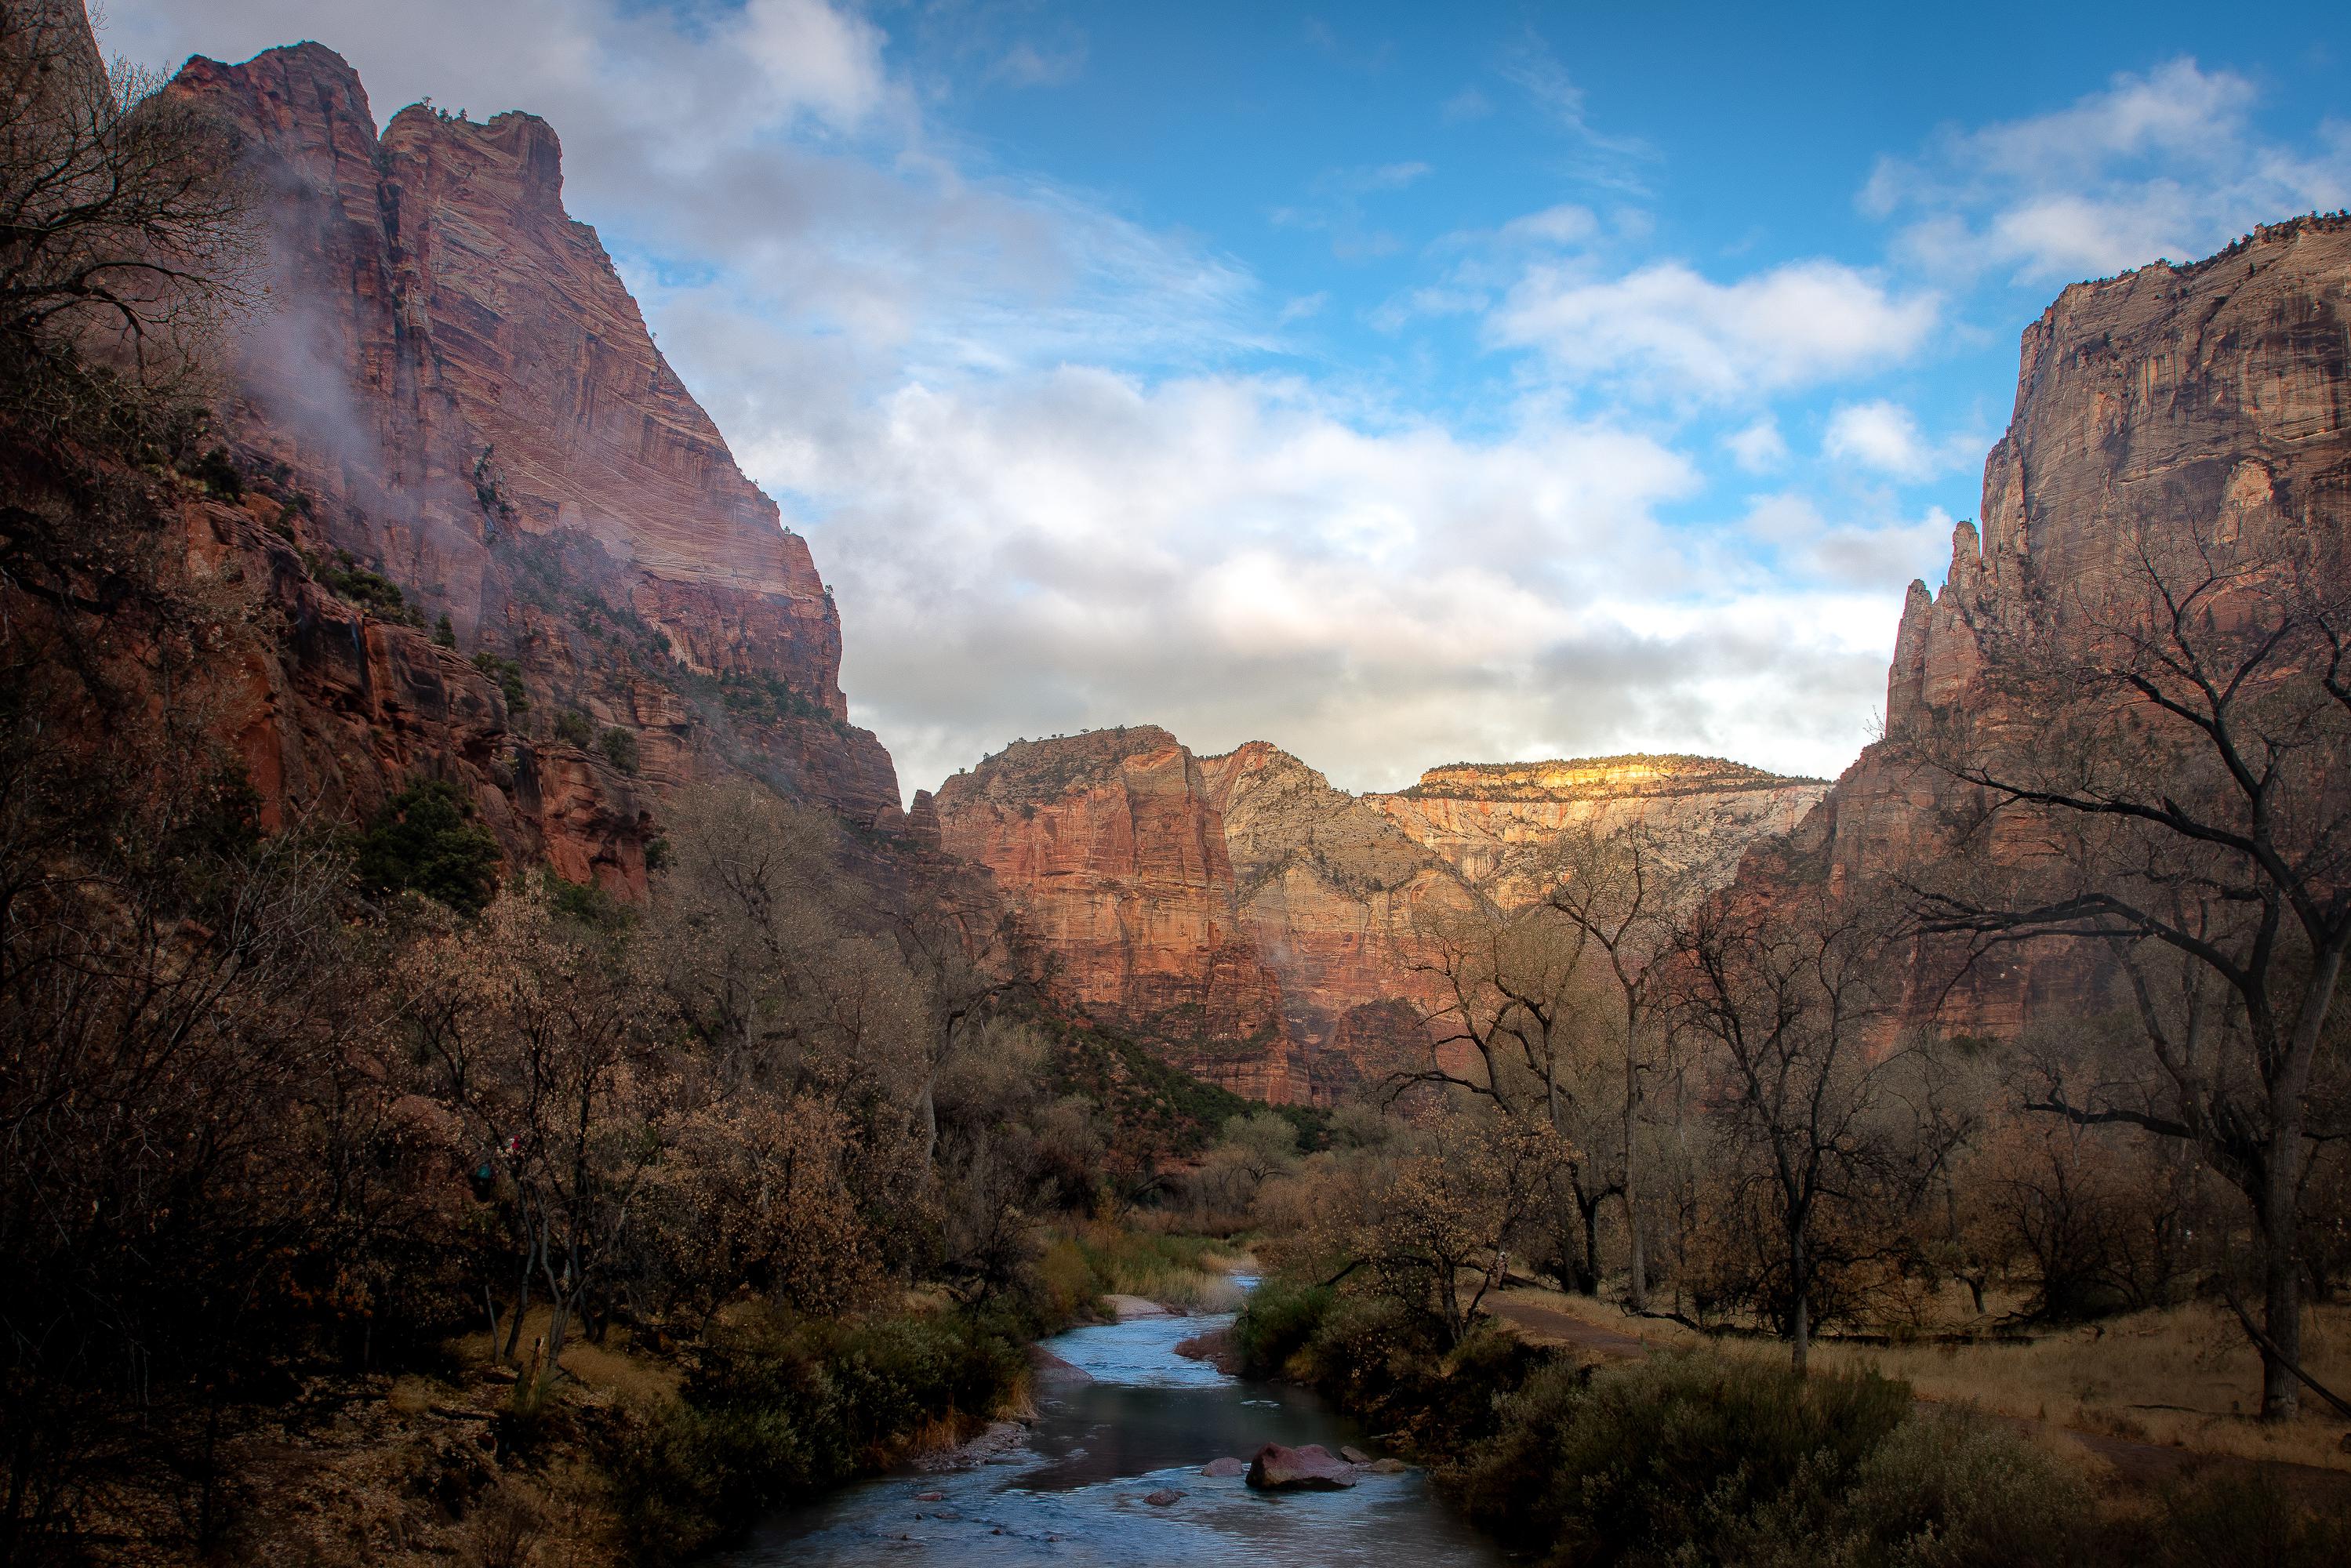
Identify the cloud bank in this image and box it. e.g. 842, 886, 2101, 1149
111, 8, 2346, 802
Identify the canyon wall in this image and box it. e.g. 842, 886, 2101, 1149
933, 731, 1826, 1101
160, 42, 899, 890
1742, 213, 2351, 1036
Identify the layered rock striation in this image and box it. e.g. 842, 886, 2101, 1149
931, 729, 1301, 1099
1744, 214, 2351, 1036
160, 43, 899, 887
1375, 756, 1826, 910
934, 731, 1824, 1101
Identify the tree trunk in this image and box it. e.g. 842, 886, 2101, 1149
1581, 1200, 1603, 1298
1789, 1225, 1810, 1376
2260, 1146, 2304, 1421
1622, 1040, 1647, 1313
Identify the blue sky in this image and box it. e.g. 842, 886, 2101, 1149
125, 2, 2351, 797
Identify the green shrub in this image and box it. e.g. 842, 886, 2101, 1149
1698, 1407, 2100, 1568
190, 445, 241, 499
471, 652, 530, 713
1232, 1276, 1333, 1377
351, 780, 503, 914
543, 869, 628, 930
1443, 1349, 1913, 1566
315, 549, 424, 626
599, 725, 640, 775
554, 709, 594, 748
601, 1308, 1026, 1566
433, 613, 456, 648
1833, 1409, 2099, 1568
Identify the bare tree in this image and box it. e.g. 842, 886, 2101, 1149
1670, 892, 1941, 1372
1368, 1113, 1564, 1345
0, 0, 252, 412
403, 891, 663, 1387
1401, 901, 1623, 1294
1543, 823, 1688, 1312
1907, 525, 2351, 1419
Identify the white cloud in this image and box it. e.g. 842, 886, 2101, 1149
1500, 203, 1598, 247
116, 0, 1918, 799
1725, 416, 1788, 474
1441, 86, 1492, 122
1822, 399, 1978, 481
1737, 495, 1954, 593
1866, 58, 2351, 283
732, 367, 1906, 793
989, 40, 1088, 89
1491, 259, 1939, 400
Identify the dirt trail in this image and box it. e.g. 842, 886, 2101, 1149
1487, 1296, 2351, 1508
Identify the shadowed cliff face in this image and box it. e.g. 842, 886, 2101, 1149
934, 731, 1825, 1102
159, 43, 899, 886
1747, 214, 2351, 1038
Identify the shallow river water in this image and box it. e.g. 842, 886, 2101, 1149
726, 1286, 1510, 1566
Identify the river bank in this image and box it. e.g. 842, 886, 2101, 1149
724, 1279, 1506, 1566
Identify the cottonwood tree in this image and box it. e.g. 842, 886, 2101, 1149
1671, 892, 1949, 1371
1908, 524, 2351, 1420
1368, 1113, 1565, 1345
1402, 901, 1623, 1294
402, 891, 663, 1388
648, 782, 926, 1111
1543, 823, 1688, 1312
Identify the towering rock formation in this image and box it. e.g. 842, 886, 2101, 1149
1748, 214, 2351, 1036
158, 43, 899, 887
933, 730, 1825, 1100
931, 729, 1303, 1100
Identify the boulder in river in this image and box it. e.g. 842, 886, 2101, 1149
1200, 1457, 1248, 1478
1339, 1445, 1372, 1464
1245, 1442, 1358, 1490
1368, 1457, 1408, 1475
1030, 1345, 1094, 1386
1143, 1489, 1183, 1506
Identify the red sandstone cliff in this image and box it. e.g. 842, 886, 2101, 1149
154, 43, 899, 888
934, 731, 1822, 1101
931, 729, 1304, 1099
1745, 215, 2351, 1036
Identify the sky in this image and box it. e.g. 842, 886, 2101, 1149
114, 2, 2351, 800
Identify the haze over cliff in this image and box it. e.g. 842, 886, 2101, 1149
162, 41, 900, 892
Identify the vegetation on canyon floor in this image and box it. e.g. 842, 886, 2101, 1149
2, 1, 2347, 1563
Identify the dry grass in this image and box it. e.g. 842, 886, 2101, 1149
1045, 1225, 1252, 1314
1492, 1286, 2351, 1473
449, 1305, 683, 1405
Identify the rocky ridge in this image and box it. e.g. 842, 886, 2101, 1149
932, 731, 1826, 1102
158, 43, 899, 891
1738, 213, 2351, 1036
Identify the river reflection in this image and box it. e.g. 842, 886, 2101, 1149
728, 1286, 1510, 1566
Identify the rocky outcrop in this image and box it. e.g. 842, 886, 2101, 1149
161, 43, 899, 884
1374, 756, 1827, 909
1747, 214, 2351, 1036
933, 731, 1822, 1101
932, 729, 1303, 1100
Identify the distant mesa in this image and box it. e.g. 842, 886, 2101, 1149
931, 727, 1826, 1103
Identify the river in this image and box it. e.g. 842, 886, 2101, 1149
726, 1284, 1510, 1566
